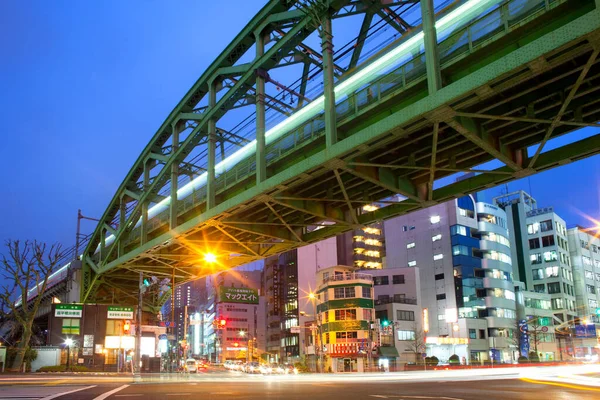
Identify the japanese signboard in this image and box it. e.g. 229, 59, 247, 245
83, 335, 94, 348
107, 306, 134, 319
55, 304, 83, 318
219, 287, 259, 304
575, 324, 597, 338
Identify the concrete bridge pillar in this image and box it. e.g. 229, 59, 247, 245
421, 0, 442, 94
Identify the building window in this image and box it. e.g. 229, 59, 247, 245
397, 330, 416, 341
362, 287, 372, 298
433, 254, 443, 261
334, 287, 356, 299
530, 253, 542, 265
527, 222, 539, 235
430, 215, 441, 224
396, 310, 415, 321
586, 284, 596, 294
373, 276, 389, 286
435, 273, 444, 280
541, 235, 555, 247
547, 282, 561, 294
335, 331, 358, 342
406, 242, 415, 249
62, 319, 81, 335
408, 260, 416, 267
469, 329, 476, 339
543, 251, 558, 262
534, 284, 545, 293
532, 269, 544, 280
335, 309, 357, 321
551, 298, 564, 310
529, 239, 540, 249
436, 294, 446, 300
479, 329, 486, 339
589, 299, 598, 309
363, 309, 373, 321
325, 333, 330, 344
432, 234, 442, 242
545, 266, 559, 278
540, 220, 553, 232
452, 245, 469, 256
392, 275, 405, 284
451, 225, 467, 236
582, 256, 593, 267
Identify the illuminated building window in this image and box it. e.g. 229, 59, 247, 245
432, 234, 442, 242
407, 242, 415, 249
408, 260, 416, 267
363, 204, 379, 212
433, 254, 443, 261
363, 227, 381, 235
430, 215, 441, 224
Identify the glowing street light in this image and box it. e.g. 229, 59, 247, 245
308, 292, 316, 300
204, 253, 217, 263
239, 330, 246, 337
64, 338, 74, 370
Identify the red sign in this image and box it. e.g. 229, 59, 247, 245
329, 343, 360, 357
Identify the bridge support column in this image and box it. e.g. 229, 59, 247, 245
170, 122, 180, 229
207, 82, 217, 210
255, 30, 267, 184
321, 14, 337, 148
421, 0, 442, 94
118, 198, 126, 256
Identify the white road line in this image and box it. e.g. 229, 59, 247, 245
93, 385, 130, 400
115, 395, 143, 398
40, 385, 97, 400
165, 394, 191, 396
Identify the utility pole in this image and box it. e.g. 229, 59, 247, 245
183, 305, 188, 360
135, 271, 142, 374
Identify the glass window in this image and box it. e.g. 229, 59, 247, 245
62, 318, 81, 335
542, 235, 555, 247
435, 273, 444, 280
396, 310, 415, 321
335, 287, 356, 299
527, 222, 539, 235
532, 269, 544, 280
452, 245, 469, 256
540, 220, 553, 232
551, 298, 564, 310
451, 225, 467, 236
585, 270, 594, 280
408, 260, 416, 267
583, 256, 593, 266
373, 276, 389, 286
433, 254, 443, 261
392, 275, 405, 284
406, 242, 415, 249
547, 282, 561, 294
469, 329, 476, 339
530, 253, 542, 265
589, 299, 598, 309
430, 215, 441, 224
363, 309, 373, 321
529, 239, 540, 249
586, 284, 596, 294
335, 309, 357, 321
432, 234, 442, 242
533, 284, 545, 293
397, 330, 416, 341
362, 287, 372, 298
543, 251, 558, 262
545, 266, 559, 278
436, 294, 446, 300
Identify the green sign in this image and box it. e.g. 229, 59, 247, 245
596, 307, 600, 316
107, 306, 134, 319
219, 287, 259, 304
55, 304, 83, 318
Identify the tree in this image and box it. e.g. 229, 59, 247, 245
0, 240, 64, 371
527, 314, 545, 353
404, 323, 426, 364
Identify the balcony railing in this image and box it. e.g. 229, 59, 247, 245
323, 273, 373, 284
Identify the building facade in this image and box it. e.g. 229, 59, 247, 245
568, 226, 600, 323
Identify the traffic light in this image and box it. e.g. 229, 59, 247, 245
382, 320, 390, 327
143, 277, 151, 287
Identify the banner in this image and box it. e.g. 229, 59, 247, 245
219, 287, 259, 304
55, 304, 83, 318
518, 319, 530, 357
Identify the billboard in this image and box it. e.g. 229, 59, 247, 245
219, 287, 259, 304
575, 324, 596, 338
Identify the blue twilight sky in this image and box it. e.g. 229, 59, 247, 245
0, 0, 599, 253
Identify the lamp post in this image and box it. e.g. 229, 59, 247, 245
65, 338, 73, 370
239, 329, 249, 363
308, 292, 322, 373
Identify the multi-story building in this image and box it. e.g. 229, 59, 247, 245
315, 265, 374, 373
568, 226, 600, 323
494, 191, 577, 326
384, 195, 517, 363
370, 267, 421, 369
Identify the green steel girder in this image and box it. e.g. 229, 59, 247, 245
82, 1, 600, 303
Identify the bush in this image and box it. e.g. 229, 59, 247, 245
425, 356, 439, 366
448, 354, 460, 365
528, 351, 539, 363
37, 365, 89, 373
518, 356, 529, 364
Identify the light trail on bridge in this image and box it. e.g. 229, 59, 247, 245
95, 0, 503, 251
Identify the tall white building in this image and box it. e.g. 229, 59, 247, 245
567, 226, 600, 323
384, 195, 516, 363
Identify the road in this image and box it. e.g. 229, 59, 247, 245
0, 365, 598, 400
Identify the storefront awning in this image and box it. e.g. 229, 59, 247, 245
378, 346, 399, 358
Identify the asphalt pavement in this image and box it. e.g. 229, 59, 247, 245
0, 365, 598, 400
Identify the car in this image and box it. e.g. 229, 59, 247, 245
245, 361, 260, 373
272, 364, 285, 374
258, 364, 272, 374
185, 358, 199, 373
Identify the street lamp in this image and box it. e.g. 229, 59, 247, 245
308, 292, 322, 373
65, 338, 73, 370
204, 253, 217, 263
